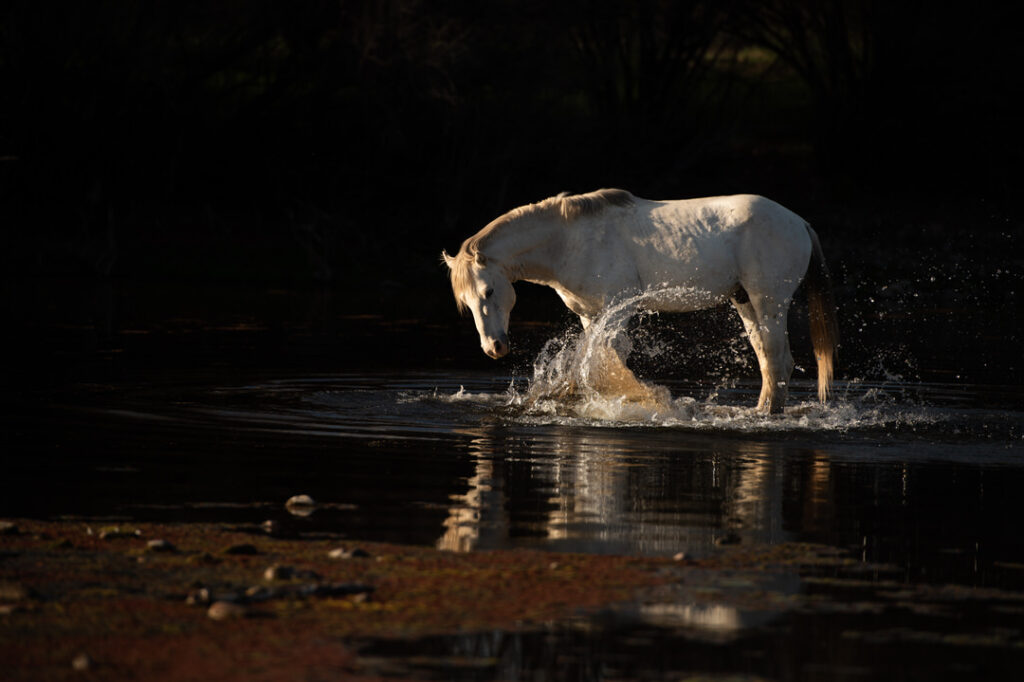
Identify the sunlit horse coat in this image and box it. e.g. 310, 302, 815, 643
443, 189, 838, 413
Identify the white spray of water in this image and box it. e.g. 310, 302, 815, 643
434, 285, 951, 433
522, 286, 709, 403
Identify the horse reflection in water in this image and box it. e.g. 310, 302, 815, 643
437, 447, 505, 553
444, 189, 839, 413
437, 427, 833, 554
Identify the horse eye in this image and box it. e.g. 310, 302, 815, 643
485, 287, 494, 299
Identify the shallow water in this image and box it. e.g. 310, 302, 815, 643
9, 371, 1022, 574
5, 273, 1024, 679
8, 366, 1024, 678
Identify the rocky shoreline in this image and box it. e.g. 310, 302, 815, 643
1, 518, 684, 680
5, 518, 1024, 680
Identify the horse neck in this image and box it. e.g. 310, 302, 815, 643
485, 214, 564, 285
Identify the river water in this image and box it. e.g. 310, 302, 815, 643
12, 369, 1022, 559
4, 272, 1024, 679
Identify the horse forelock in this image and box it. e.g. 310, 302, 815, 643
447, 242, 479, 314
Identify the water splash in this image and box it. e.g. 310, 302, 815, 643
508, 388, 946, 434
521, 286, 711, 406
409, 274, 1024, 439
436, 285, 974, 434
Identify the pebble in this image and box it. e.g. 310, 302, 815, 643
71, 652, 93, 671
0, 521, 18, 535
185, 587, 211, 605
285, 494, 316, 516
263, 564, 294, 581
258, 520, 297, 539
328, 547, 370, 560
223, 543, 260, 555
0, 582, 31, 601
98, 527, 141, 540
245, 585, 273, 600
207, 601, 247, 620
146, 539, 176, 553
673, 552, 689, 561
308, 582, 374, 598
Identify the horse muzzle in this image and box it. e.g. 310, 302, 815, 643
483, 336, 509, 359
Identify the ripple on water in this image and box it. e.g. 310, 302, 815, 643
382, 375, 1021, 453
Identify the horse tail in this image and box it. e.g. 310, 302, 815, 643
804, 224, 839, 402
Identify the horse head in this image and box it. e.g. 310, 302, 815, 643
443, 249, 516, 359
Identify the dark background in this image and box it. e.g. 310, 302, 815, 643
2, 0, 1021, 390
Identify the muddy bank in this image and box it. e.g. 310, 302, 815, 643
5, 519, 1024, 680
0, 518, 675, 680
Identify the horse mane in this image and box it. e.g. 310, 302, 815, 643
547, 187, 635, 221
444, 188, 635, 312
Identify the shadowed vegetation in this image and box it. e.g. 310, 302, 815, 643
1, 0, 1018, 284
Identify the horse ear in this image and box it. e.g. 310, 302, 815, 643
441, 250, 455, 269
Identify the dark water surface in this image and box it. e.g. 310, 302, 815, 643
8, 372, 1023, 563
5, 275, 1024, 680
7, 369, 1024, 678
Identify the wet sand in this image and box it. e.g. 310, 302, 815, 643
5, 518, 1024, 680
0, 518, 717, 680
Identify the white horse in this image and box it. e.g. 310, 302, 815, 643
443, 189, 839, 413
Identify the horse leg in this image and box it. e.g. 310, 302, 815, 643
748, 294, 794, 414
731, 299, 772, 410
732, 293, 794, 413
586, 330, 669, 404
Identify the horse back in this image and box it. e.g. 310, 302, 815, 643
626, 195, 808, 295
